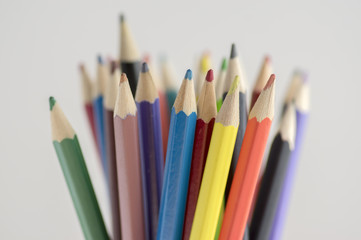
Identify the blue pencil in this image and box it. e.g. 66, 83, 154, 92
136, 62, 164, 240
157, 69, 197, 240
93, 55, 109, 182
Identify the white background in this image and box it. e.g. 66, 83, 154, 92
1, 0, 360, 239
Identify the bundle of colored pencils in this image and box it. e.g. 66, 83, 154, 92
49, 15, 309, 240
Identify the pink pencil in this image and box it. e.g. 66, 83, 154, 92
114, 73, 145, 240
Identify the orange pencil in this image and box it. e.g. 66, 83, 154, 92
219, 75, 275, 240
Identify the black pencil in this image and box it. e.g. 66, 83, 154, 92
249, 103, 296, 240
119, 15, 141, 96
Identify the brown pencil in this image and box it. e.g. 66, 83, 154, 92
103, 62, 121, 240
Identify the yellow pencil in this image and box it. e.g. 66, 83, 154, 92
190, 76, 240, 240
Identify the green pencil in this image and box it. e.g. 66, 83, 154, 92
49, 97, 109, 240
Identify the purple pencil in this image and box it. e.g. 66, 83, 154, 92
136, 62, 164, 240
270, 74, 309, 240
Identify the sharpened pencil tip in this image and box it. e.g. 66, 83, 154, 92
111, 61, 117, 74
221, 58, 227, 71
185, 69, 192, 80
229, 76, 240, 94
143, 54, 150, 63
120, 73, 127, 84
230, 43, 237, 58
79, 63, 84, 71
141, 62, 149, 73
49, 96, 56, 110
295, 70, 308, 83
97, 55, 103, 65
302, 73, 308, 83
264, 74, 276, 90
205, 69, 214, 82
265, 55, 271, 63
120, 14, 124, 23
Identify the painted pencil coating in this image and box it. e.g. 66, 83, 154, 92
93, 96, 108, 180
250, 104, 296, 240
121, 62, 141, 96
50, 98, 108, 240
166, 90, 177, 114
136, 64, 164, 240
114, 74, 145, 240
270, 91, 309, 240
219, 76, 275, 240
190, 76, 240, 240
120, 16, 141, 95
104, 109, 121, 240
137, 99, 164, 240
79, 64, 100, 155
158, 110, 197, 240
220, 118, 272, 240
114, 115, 145, 240
158, 90, 170, 159
225, 91, 248, 201
157, 70, 197, 240
103, 67, 121, 240
190, 123, 238, 240
182, 119, 215, 240
183, 70, 217, 240
85, 103, 100, 155
93, 56, 109, 181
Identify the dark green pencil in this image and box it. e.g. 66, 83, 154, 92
49, 97, 109, 240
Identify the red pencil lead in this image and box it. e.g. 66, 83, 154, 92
205, 69, 214, 82
264, 74, 276, 90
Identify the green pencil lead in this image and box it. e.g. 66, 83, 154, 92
221, 58, 227, 71
49, 96, 56, 111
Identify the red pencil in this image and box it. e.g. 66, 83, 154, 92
182, 69, 217, 240
79, 63, 100, 156
250, 56, 272, 110
220, 75, 275, 240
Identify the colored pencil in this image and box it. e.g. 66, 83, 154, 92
190, 76, 240, 240
114, 73, 145, 240
195, 52, 211, 97
221, 44, 248, 202
93, 56, 109, 181
157, 69, 197, 240
161, 57, 178, 114
144, 55, 170, 160
49, 97, 109, 240
79, 63, 100, 156
120, 15, 141, 96
222, 44, 243, 101
281, 70, 303, 115
136, 62, 164, 240
270, 74, 309, 240
250, 56, 272, 110
250, 103, 296, 240
224, 47, 248, 201
182, 69, 217, 240
219, 74, 276, 240
215, 58, 227, 112
103, 62, 121, 240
